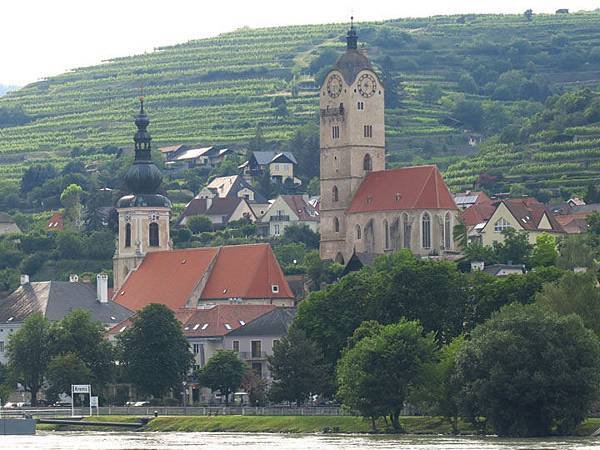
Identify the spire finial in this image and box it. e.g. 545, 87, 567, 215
138, 85, 145, 114
346, 16, 358, 50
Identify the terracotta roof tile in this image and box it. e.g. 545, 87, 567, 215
280, 195, 319, 222
347, 165, 457, 214
501, 198, 564, 233
182, 304, 276, 337
461, 203, 496, 227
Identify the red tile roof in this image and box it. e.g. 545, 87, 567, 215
280, 195, 319, 222
46, 212, 64, 231
114, 243, 294, 312
347, 165, 458, 214
182, 304, 276, 337
501, 198, 564, 233
461, 203, 496, 227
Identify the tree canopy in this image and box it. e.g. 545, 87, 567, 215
199, 350, 246, 405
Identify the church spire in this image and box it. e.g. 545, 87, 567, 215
346, 16, 358, 50
133, 96, 152, 159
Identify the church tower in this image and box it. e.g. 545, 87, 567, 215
113, 98, 171, 290
319, 20, 385, 263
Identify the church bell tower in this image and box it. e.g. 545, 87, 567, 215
319, 19, 385, 263
113, 98, 171, 291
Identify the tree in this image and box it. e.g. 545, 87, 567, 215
453, 220, 468, 249
0, 362, 13, 405
199, 350, 246, 405
530, 233, 557, 267
493, 228, 532, 265
455, 303, 600, 437
186, 215, 213, 234
302, 250, 342, 291
60, 184, 84, 226
536, 271, 600, 338
240, 366, 268, 406
45, 353, 92, 404
117, 304, 193, 398
55, 231, 84, 259
419, 83, 442, 103
20, 164, 57, 194
556, 235, 594, 270
6, 314, 51, 406
336, 319, 438, 432
84, 231, 115, 260
282, 223, 319, 249
524, 9, 533, 21
268, 327, 329, 404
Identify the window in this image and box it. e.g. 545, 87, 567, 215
274, 224, 280, 236
149, 222, 159, 247
444, 212, 452, 250
332, 125, 340, 139
363, 125, 373, 138
0, 341, 3, 353
251, 340, 262, 358
363, 154, 372, 172
356, 224, 362, 240
252, 362, 263, 378
233, 340, 240, 352
332, 185, 339, 202
334, 217, 340, 233
357, 101, 364, 110
384, 220, 390, 250
494, 217, 511, 233
422, 213, 431, 249
193, 344, 200, 354
271, 284, 279, 293
125, 223, 131, 248
273, 339, 280, 348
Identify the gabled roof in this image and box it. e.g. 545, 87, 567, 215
461, 203, 496, 227
227, 307, 295, 337
0, 212, 15, 224
183, 305, 277, 337
279, 195, 319, 222
205, 175, 266, 203
174, 146, 213, 161
251, 151, 297, 166
159, 144, 187, 154
483, 264, 526, 276
347, 165, 458, 214
499, 198, 564, 233
176, 197, 246, 225
47, 212, 64, 231
0, 281, 133, 325
114, 243, 294, 312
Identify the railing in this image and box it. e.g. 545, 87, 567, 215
238, 351, 268, 360
320, 107, 345, 118
269, 215, 290, 222
97, 406, 351, 416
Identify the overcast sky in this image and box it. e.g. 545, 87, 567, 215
1, 0, 598, 86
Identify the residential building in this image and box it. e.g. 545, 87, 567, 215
260, 195, 319, 237
319, 23, 460, 264
461, 202, 496, 244
239, 151, 301, 185
176, 197, 257, 228
161, 145, 235, 169
454, 191, 491, 210
0, 212, 20, 235
0, 274, 132, 364
46, 212, 64, 233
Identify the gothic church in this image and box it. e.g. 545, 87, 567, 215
319, 23, 460, 264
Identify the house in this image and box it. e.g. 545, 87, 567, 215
461, 202, 496, 244
240, 151, 301, 185
114, 243, 295, 311
176, 197, 257, 228
0, 212, 20, 235
162, 145, 235, 169
454, 191, 491, 210
0, 274, 132, 364
553, 202, 600, 234
46, 212, 64, 232
483, 264, 526, 276
479, 198, 564, 246
259, 195, 319, 237
196, 175, 269, 220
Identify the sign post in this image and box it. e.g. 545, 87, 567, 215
71, 384, 91, 417
90, 396, 99, 416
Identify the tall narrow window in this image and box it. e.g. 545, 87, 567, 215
251, 340, 262, 358
444, 212, 452, 250
332, 126, 340, 139
384, 220, 390, 249
363, 154, 372, 172
363, 125, 373, 138
332, 185, 339, 202
357, 101, 364, 110
125, 223, 131, 248
334, 217, 340, 233
232, 340, 240, 352
356, 224, 362, 240
422, 212, 431, 249
149, 222, 159, 247
403, 213, 411, 248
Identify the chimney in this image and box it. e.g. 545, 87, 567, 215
20, 274, 30, 285
97, 273, 109, 303
69, 274, 79, 283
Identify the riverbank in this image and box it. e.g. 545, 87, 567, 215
36, 415, 600, 435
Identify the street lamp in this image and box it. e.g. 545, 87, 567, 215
182, 381, 187, 409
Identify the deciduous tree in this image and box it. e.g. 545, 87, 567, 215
199, 350, 246, 405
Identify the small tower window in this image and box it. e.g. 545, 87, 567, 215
149, 222, 159, 247
332, 126, 340, 139
334, 217, 340, 233
357, 101, 364, 110
125, 223, 131, 248
332, 185, 339, 202
363, 154, 372, 172
363, 125, 373, 138
422, 212, 431, 249
356, 224, 361, 240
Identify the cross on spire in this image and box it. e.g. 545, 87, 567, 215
346, 16, 358, 50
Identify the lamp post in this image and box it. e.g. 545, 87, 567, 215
182, 381, 187, 411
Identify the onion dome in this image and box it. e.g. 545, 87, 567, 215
331, 17, 373, 84
118, 98, 171, 208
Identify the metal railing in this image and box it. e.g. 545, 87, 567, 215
269, 215, 290, 222
238, 351, 268, 360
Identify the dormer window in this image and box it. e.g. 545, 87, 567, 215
271, 284, 279, 294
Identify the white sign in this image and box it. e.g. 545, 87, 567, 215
90, 396, 99, 407
72, 384, 90, 394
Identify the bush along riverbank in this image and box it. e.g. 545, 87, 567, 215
36, 416, 600, 435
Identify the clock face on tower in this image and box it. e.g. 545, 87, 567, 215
357, 73, 377, 98
326, 74, 343, 98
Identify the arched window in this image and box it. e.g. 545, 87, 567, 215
384, 220, 390, 249
125, 223, 131, 248
149, 222, 159, 247
422, 212, 431, 249
334, 217, 340, 233
335, 253, 345, 265
332, 185, 339, 202
444, 212, 452, 250
494, 217, 511, 233
363, 154, 372, 172
403, 213, 411, 249
356, 224, 361, 240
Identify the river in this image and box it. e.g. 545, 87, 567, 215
2, 432, 600, 449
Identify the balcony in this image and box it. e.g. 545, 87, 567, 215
239, 351, 268, 360
320, 106, 345, 119
270, 215, 290, 222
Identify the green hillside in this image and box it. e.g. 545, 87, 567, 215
1, 12, 600, 196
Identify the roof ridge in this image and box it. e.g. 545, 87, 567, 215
414, 166, 435, 209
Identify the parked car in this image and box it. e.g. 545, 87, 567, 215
134, 401, 150, 407
53, 401, 71, 407
3, 402, 16, 408
16, 402, 31, 408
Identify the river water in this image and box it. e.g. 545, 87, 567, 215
2, 432, 600, 450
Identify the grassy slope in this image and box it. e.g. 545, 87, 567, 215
1, 13, 599, 194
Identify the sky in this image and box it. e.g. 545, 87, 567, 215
1, 0, 599, 86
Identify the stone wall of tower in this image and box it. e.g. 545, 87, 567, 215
113, 206, 170, 290
319, 67, 385, 263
